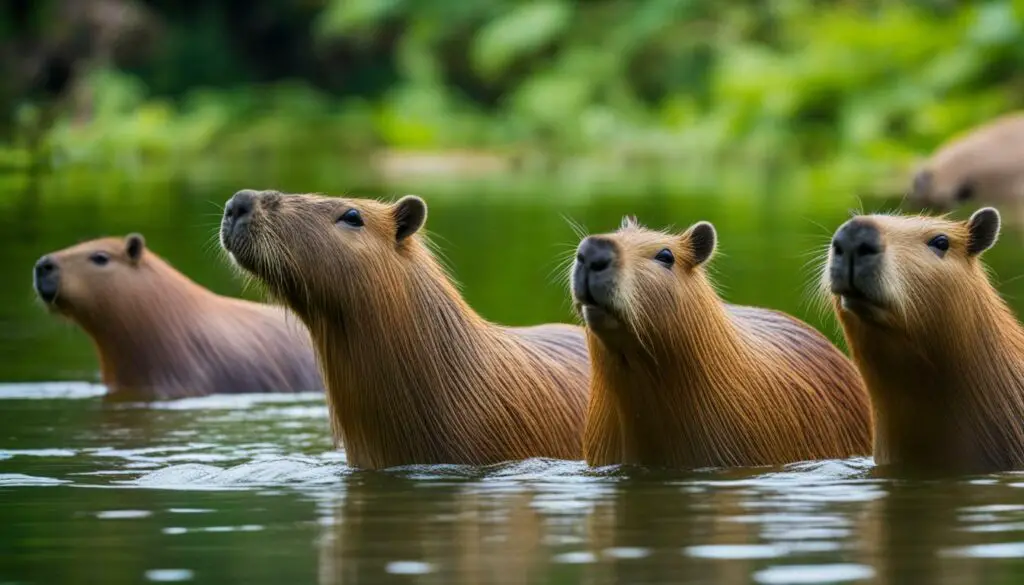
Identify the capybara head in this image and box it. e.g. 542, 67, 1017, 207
909, 166, 975, 212
826, 207, 1001, 333
571, 217, 717, 344
220, 189, 428, 316
33, 234, 148, 321
908, 114, 1024, 211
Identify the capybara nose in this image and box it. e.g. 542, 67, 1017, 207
830, 220, 883, 296
34, 255, 56, 277
831, 220, 882, 260
33, 255, 59, 302
577, 237, 615, 273
224, 189, 257, 223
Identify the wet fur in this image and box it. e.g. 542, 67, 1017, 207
41, 237, 323, 401
581, 220, 873, 468
225, 191, 590, 469
825, 211, 1024, 474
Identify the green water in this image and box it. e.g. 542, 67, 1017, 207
5, 173, 1024, 584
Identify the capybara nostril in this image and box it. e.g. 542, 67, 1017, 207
577, 237, 615, 273
224, 189, 257, 222
34, 255, 56, 277
855, 242, 879, 257
832, 220, 882, 260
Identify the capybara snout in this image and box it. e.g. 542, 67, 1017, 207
33, 255, 59, 303
221, 188, 262, 252
572, 236, 619, 309
829, 219, 884, 300
224, 189, 257, 223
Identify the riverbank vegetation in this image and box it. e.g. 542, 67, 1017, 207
3, 0, 1023, 196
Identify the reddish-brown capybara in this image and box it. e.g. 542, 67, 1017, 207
33, 234, 323, 401
573, 217, 872, 468
219, 189, 590, 470
827, 207, 1024, 474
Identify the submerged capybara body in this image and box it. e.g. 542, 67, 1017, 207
572, 217, 872, 469
827, 207, 1024, 474
911, 113, 1024, 214
219, 189, 590, 469
32, 234, 323, 401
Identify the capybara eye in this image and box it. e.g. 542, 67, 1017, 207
89, 252, 110, 266
928, 234, 950, 256
654, 248, 675, 267
338, 208, 364, 228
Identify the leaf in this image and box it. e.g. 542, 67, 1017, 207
316, 0, 404, 37
511, 73, 593, 125
969, 1, 1020, 47
472, 2, 572, 79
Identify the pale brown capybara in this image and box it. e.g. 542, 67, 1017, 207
219, 189, 590, 470
32, 234, 323, 401
826, 206, 1024, 475
572, 217, 872, 469
910, 113, 1024, 213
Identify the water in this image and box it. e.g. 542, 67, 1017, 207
5, 173, 1024, 584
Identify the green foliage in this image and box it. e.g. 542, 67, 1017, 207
472, 2, 572, 79
5, 0, 1024, 196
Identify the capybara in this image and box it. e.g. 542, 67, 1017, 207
573, 217, 872, 468
32, 234, 324, 401
910, 113, 1024, 214
219, 189, 590, 469
827, 206, 1024, 474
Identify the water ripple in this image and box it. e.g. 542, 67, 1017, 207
0, 473, 69, 486
129, 456, 349, 490
0, 382, 106, 400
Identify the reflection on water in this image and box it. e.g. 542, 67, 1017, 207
6, 177, 1024, 583
3, 386, 1024, 584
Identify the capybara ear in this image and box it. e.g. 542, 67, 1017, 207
393, 195, 427, 242
125, 233, 146, 263
966, 207, 1000, 256
683, 221, 716, 267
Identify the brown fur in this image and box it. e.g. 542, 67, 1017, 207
911, 113, 1024, 213
577, 218, 873, 468
825, 209, 1024, 474
221, 190, 589, 469
37, 235, 323, 400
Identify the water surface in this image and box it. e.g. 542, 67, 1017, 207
4, 174, 1024, 584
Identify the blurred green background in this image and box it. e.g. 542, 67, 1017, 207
4, 0, 1024, 377
5, 0, 1024, 190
